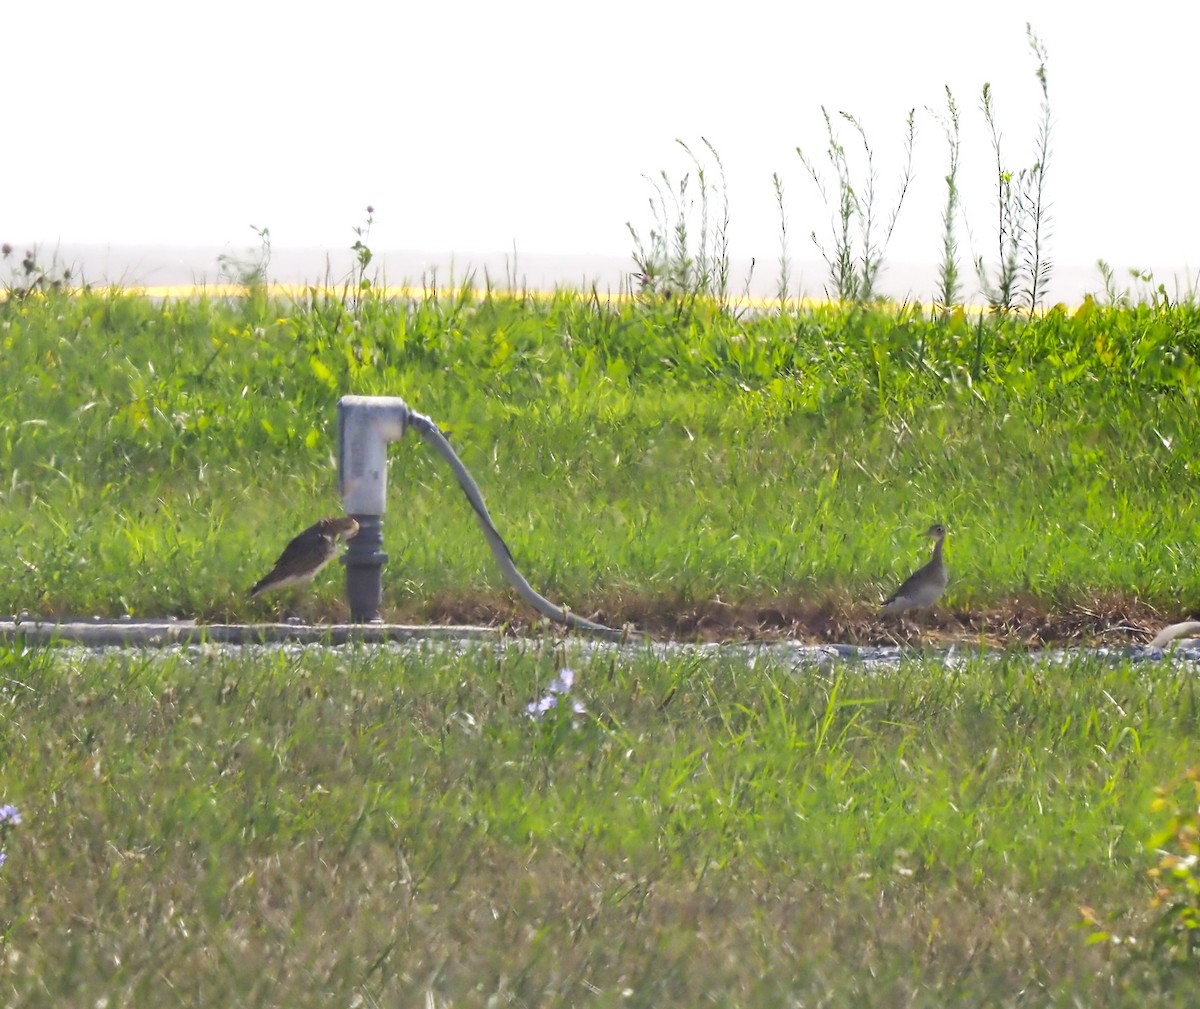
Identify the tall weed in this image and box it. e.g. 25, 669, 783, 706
975, 23, 1053, 313
626, 137, 733, 303
796, 107, 915, 302
930, 86, 962, 310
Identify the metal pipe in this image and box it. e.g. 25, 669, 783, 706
342, 514, 387, 623
336, 395, 630, 639
337, 396, 407, 623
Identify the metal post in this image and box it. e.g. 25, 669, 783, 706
338, 396, 408, 625
342, 514, 387, 623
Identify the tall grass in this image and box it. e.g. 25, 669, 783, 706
625, 137, 733, 304
217, 224, 272, 289
1, 286, 1200, 630
932, 86, 962, 310
771, 171, 791, 304
975, 23, 1054, 313
0, 641, 1195, 1005
628, 26, 1059, 310
796, 107, 916, 302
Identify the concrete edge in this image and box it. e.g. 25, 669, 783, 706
0, 620, 503, 647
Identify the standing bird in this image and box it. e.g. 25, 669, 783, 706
880, 523, 948, 616
248, 516, 360, 598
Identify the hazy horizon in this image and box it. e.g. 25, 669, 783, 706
10, 242, 1195, 307
5, 3, 1198, 302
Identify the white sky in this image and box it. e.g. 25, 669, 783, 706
5, 1, 1198, 293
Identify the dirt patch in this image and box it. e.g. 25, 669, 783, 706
395, 590, 1184, 648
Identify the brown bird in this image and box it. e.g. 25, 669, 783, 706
880, 523, 948, 615
248, 516, 360, 598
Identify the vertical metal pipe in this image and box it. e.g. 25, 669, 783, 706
338, 396, 407, 624
341, 514, 387, 623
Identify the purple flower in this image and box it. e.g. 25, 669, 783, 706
527, 694, 559, 716
548, 668, 575, 695
525, 668, 586, 719
0, 805, 21, 827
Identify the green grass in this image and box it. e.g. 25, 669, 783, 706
2, 287, 1200, 630
0, 640, 1195, 1005
4, 287, 1200, 1002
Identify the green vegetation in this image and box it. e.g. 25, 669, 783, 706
796, 105, 916, 304
639, 23, 1055, 313
1, 284, 1200, 637
4, 24, 1197, 1009
0, 641, 1194, 1005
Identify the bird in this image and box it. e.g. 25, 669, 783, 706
248, 516, 360, 598
880, 523, 948, 616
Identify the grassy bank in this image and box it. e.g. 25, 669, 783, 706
0, 641, 1194, 1005
2, 287, 1200, 638
4, 287, 1199, 1004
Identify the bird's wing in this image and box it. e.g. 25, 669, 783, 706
248, 529, 335, 596
883, 562, 925, 604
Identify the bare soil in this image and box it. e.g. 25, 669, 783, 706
401, 590, 1186, 648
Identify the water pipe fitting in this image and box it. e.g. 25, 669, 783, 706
338, 395, 409, 621
336, 394, 631, 640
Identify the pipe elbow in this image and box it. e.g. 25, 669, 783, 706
337, 395, 411, 515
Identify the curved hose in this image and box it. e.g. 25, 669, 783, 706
1149, 620, 1200, 649
406, 410, 632, 641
